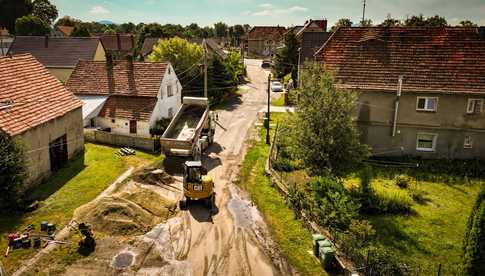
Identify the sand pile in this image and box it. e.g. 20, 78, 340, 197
74, 187, 177, 236
133, 166, 174, 186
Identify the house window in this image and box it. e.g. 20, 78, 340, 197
416, 133, 438, 152
167, 85, 173, 97
416, 97, 438, 112
464, 136, 473, 149
466, 99, 483, 114
168, 107, 174, 118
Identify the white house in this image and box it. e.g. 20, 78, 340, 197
66, 58, 182, 137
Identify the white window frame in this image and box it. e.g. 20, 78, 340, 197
416, 133, 438, 152
416, 97, 438, 112
464, 135, 473, 149
167, 85, 173, 97
466, 98, 483, 114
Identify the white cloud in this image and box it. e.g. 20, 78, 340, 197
259, 3, 272, 8
251, 5, 308, 17
90, 6, 110, 15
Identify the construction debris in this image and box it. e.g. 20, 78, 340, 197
116, 147, 136, 156
132, 165, 174, 186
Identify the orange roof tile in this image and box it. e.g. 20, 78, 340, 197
0, 54, 83, 136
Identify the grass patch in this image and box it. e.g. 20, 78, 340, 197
236, 115, 326, 276
0, 143, 162, 274
272, 94, 286, 107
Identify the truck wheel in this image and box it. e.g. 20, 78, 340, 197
179, 197, 188, 210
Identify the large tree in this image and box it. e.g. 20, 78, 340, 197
380, 16, 402, 27
15, 15, 51, 35
292, 62, 369, 177
116, 22, 136, 34
214, 22, 228, 37
274, 32, 300, 82
71, 22, 91, 37
405, 14, 448, 27
0, 131, 27, 209
31, 0, 58, 24
425, 15, 448, 26
331, 18, 353, 32
462, 186, 485, 276
0, 0, 33, 34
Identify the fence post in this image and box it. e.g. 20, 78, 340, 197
437, 263, 442, 276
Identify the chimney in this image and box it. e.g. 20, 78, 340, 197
116, 33, 121, 51
320, 19, 328, 32
44, 35, 49, 48
478, 27, 485, 40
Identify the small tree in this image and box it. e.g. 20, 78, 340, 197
380, 14, 402, 27
274, 31, 299, 81
459, 20, 478, 27
214, 22, 228, 38
0, 131, 27, 209
15, 15, 51, 35
292, 62, 369, 177
71, 23, 91, 37
360, 19, 373, 27
331, 18, 353, 32
54, 15, 81, 27
462, 186, 485, 276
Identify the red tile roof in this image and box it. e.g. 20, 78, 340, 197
315, 27, 485, 94
57, 25, 74, 37
0, 54, 82, 136
98, 34, 136, 53
66, 60, 167, 98
98, 96, 157, 121
248, 26, 287, 41
8, 36, 101, 67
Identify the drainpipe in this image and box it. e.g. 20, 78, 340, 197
392, 76, 403, 137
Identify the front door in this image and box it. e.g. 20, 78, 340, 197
49, 134, 68, 172
129, 120, 137, 134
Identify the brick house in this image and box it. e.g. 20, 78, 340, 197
315, 27, 485, 159
247, 26, 287, 57
0, 54, 84, 189
66, 58, 182, 137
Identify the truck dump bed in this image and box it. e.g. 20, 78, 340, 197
161, 97, 209, 156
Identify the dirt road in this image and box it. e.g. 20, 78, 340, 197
169, 58, 293, 276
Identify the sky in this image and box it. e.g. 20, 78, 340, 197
51, 0, 485, 27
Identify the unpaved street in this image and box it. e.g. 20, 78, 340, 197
175, 58, 293, 276
57, 59, 293, 276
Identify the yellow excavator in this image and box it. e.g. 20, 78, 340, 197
179, 160, 215, 210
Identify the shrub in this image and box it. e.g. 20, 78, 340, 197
395, 174, 410, 189
272, 157, 294, 172
462, 186, 485, 276
310, 177, 360, 231
367, 247, 410, 276
0, 132, 27, 209
339, 220, 375, 262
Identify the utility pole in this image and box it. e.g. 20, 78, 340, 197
266, 74, 271, 145
362, 0, 367, 25
203, 39, 208, 98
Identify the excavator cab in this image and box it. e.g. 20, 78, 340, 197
180, 161, 215, 209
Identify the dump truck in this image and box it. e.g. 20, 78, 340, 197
160, 97, 215, 159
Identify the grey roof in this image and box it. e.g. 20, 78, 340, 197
300, 32, 331, 62
8, 36, 101, 67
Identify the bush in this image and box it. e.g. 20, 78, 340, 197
0, 132, 27, 209
339, 220, 375, 262
272, 157, 294, 172
367, 247, 411, 276
462, 186, 485, 275
310, 177, 360, 231
395, 174, 410, 189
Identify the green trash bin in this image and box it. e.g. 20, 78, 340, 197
319, 246, 335, 269
312, 234, 325, 257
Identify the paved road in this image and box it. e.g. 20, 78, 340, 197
175, 59, 293, 276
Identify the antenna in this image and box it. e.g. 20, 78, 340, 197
362, 0, 367, 25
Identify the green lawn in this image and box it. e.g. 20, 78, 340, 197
0, 143, 162, 273
272, 94, 286, 107
237, 115, 326, 276
346, 176, 481, 275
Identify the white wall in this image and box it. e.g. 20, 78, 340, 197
149, 63, 182, 128
96, 117, 151, 137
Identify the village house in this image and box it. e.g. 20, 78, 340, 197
0, 54, 84, 189
96, 33, 136, 59
66, 58, 182, 137
315, 27, 485, 159
52, 25, 75, 37
246, 26, 287, 57
8, 36, 106, 82
295, 19, 328, 39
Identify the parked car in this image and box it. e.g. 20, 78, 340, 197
271, 81, 283, 92
261, 60, 272, 69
